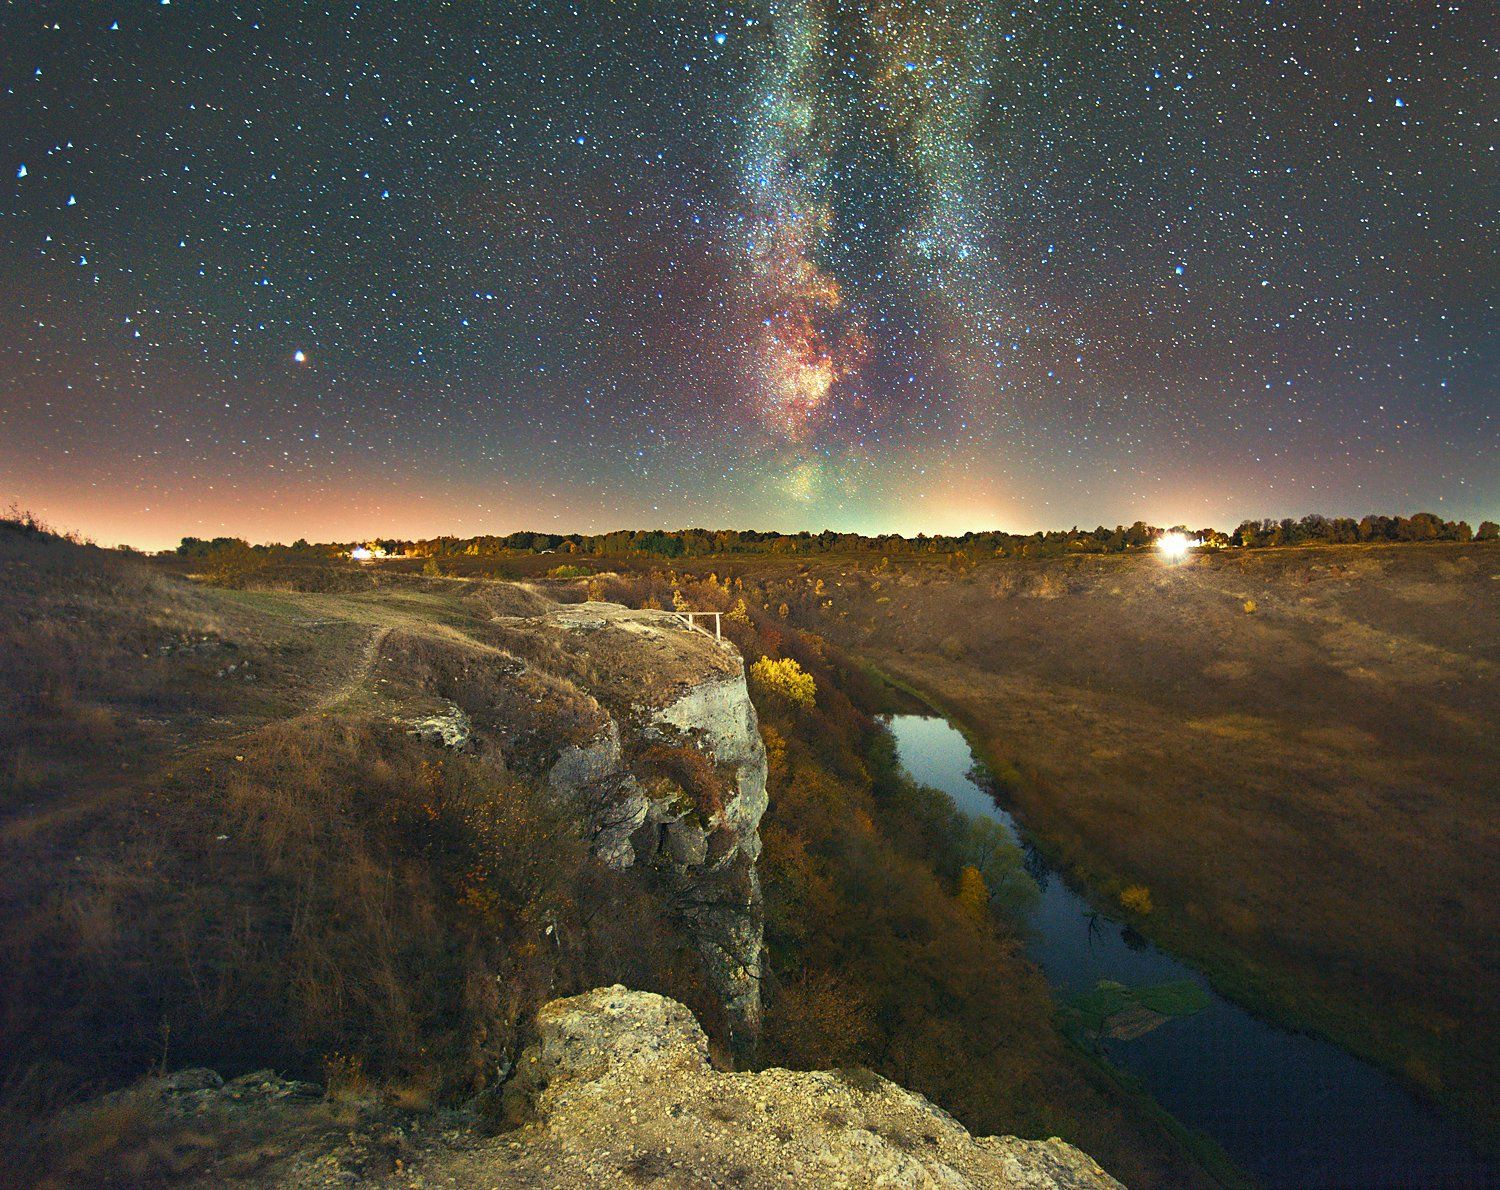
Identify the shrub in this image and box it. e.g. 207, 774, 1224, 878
635, 743, 725, 820
1120, 885, 1154, 915
1, 716, 587, 1108
750, 656, 816, 710
200, 541, 269, 587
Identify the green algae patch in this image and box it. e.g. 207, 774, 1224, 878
1064, 980, 1212, 1042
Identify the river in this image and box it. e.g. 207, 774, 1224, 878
885, 713, 1491, 1188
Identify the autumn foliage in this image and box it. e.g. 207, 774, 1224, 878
749, 656, 817, 709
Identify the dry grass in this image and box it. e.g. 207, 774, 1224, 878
732, 541, 1500, 1142
3, 711, 584, 1109
1, 527, 741, 1173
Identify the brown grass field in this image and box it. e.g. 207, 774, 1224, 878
627, 540, 1498, 1144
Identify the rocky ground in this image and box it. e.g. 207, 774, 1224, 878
47, 987, 1120, 1188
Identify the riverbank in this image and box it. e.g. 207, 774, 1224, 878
882, 709, 1491, 1187
739, 543, 1498, 1159
878, 654, 1495, 1153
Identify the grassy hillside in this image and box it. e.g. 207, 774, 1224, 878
670, 541, 1499, 1144
1, 523, 1227, 1185
0, 523, 725, 1173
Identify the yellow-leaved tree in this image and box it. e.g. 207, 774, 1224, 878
1120, 885, 1154, 915
749, 656, 816, 710
957, 865, 990, 926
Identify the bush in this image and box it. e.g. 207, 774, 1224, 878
957, 865, 990, 925
750, 656, 816, 709
634, 743, 726, 820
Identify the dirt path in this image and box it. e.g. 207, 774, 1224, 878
313, 624, 392, 714
1, 622, 396, 847
2, 589, 519, 846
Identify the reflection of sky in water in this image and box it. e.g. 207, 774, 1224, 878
885, 715, 1490, 1189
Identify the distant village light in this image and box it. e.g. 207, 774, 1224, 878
1156, 531, 1193, 559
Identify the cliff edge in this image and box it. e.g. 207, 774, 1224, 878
378, 596, 769, 1052
59, 987, 1121, 1188
462, 985, 1123, 1188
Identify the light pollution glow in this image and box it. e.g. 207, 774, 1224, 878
3, 4, 1490, 549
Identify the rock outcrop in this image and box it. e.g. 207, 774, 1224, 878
485, 601, 769, 1052
404, 699, 472, 750
449, 985, 1122, 1188
47, 988, 1121, 1188
383, 596, 767, 1051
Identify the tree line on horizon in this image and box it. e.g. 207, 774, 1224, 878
171, 510, 1497, 562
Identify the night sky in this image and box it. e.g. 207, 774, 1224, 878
2, 2, 1494, 549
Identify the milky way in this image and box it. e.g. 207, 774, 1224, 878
1, 3, 1493, 547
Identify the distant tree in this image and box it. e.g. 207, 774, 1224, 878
1232, 521, 1255, 547
1328, 517, 1360, 544
1123, 521, 1153, 548
1477, 521, 1499, 542
956, 865, 990, 926
1399, 512, 1445, 542
202, 540, 266, 586
1298, 514, 1329, 542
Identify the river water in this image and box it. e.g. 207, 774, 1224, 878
886, 714, 1490, 1189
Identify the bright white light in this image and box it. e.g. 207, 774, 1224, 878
293, 349, 306, 363
1156, 531, 1193, 559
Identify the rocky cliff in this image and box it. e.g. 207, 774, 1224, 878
58, 987, 1121, 1187
393, 598, 769, 1052
468, 986, 1123, 1188
537, 604, 768, 1052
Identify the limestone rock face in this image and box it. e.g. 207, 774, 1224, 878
56, 991, 1120, 1188
453, 986, 1124, 1189
397, 596, 768, 1051
521, 603, 768, 1052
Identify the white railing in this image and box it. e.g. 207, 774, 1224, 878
675, 610, 722, 641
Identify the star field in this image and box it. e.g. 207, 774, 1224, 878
1, 2, 1494, 548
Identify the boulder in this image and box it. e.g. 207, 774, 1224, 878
471, 986, 1124, 1189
